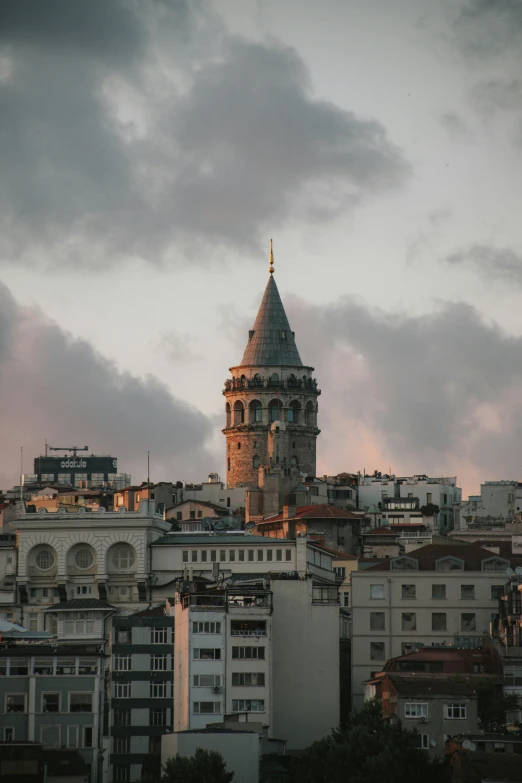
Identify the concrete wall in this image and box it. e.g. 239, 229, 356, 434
271, 579, 339, 749
396, 695, 478, 758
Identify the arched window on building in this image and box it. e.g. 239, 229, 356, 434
305, 401, 315, 426
249, 400, 262, 424
226, 402, 231, 427
288, 400, 301, 424
233, 401, 245, 425
253, 455, 261, 469
270, 373, 279, 385
268, 399, 280, 422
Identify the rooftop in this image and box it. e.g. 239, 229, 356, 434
262, 504, 360, 523
153, 533, 292, 546
361, 543, 522, 571
386, 674, 477, 698
44, 598, 116, 611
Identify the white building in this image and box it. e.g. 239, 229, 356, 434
181, 475, 247, 513
350, 543, 517, 707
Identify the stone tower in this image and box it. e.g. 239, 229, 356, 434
223, 244, 320, 488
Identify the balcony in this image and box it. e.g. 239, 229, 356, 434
230, 620, 267, 636
223, 377, 320, 394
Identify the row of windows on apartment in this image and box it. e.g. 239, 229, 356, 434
192, 673, 265, 687
404, 703, 467, 720
114, 682, 171, 698
193, 699, 265, 714
191, 646, 265, 661
182, 548, 292, 563
0, 657, 98, 676
3, 725, 93, 748
386, 556, 508, 572
113, 654, 172, 672
114, 627, 170, 645
113, 708, 170, 727
6, 693, 93, 714
368, 611, 493, 633
369, 583, 505, 600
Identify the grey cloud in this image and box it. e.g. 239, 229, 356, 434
159, 331, 202, 363
447, 245, 522, 286
288, 296, 522, 482
0, 283, 215, 490
439, 111, 470, 137
471, 79, 522, 114
0, 3, 409, 268
455, 0, 522, 57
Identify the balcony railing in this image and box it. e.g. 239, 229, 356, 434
224, 377, 320, 394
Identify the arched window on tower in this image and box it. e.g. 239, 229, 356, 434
268, 399, 280, 422
233, 401, 245, 425
305, 401, 315, 426
253, 455, 261, 469
249, 400, 262, 424
288, 400, 301, 424
269, 373, 279, 385
290, 456, 298, 468
225, 402, 231, 427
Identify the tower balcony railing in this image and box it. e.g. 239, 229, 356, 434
223, 377, 320, 394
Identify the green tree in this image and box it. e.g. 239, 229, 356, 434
288, 701, 449, 783
419, 503, 440, 518
160, 748, 234, 783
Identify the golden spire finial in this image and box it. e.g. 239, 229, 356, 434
269, 238, 274, 275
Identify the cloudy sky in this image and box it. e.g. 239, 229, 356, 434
1, 0, 522, 495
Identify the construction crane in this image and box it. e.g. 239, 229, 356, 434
46, 445, 89, 457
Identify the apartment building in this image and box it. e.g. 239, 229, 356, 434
0, 639, 106, 783
174, 577, 340, 751
110, 607, 175, 783
351, 543, 520, 706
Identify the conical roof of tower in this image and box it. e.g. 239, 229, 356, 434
240, 275, 303, 367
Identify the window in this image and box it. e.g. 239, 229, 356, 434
232, 699, 265, 713
253, 456, 261, 468
114, 737, 130, 754
193, 648, 221, 660
76, 585, 92, 596
151, 708, 168, 726
193, 702, 221, 714
56, 658, 75, 675
114, 683, 130, 699
391, 557, 419, 571
211, 550, 217, 562
193, 674, 221, 687
6, 694, 26, 713
461, 585, 475, 600
232, 672, 265, 686
231, 620, 267, 636
64, 612, 95, 635
33, 658, 54, 675
78, 659, 97, 675
232, 646, 265, 660
370, 584, 385, 599
285, 549, 292, 561
42, 693, 60, 713
112, 545, 135, 570
444, 703, 467, 719
114, 766, 130, 783
84, 727, 93, 748
75, 549, 94, 569
370, 642, 385, 660
239, 550, 245, 562
176, 512, 182, 521
192, 551, 198, 562
370, 612, 385, 631
151, 655, 168, 671
402, 584, 416, 600
432, 584, 446, 599
220, 550, 226, 562
182, 551, 188, 562
344, 593, 350, 607
35, 548, 55, 571
432, 613, 447, 631
276, 550, 282, 561
229, 550, 235, 562
113, 655, 131, 672
267, 550, 273, 562
417, 734, 430, 749
152, 628, 168, 644
29, 616, 39, 631
257, 549, 264, 562
482, 557, 510, 572
402, 613, 417, 631
193, 621, 221, 634
436, 557, 464, 571
405, 703, 428, 718
491, 585, 504, 601
4, 728, 14, 742
334, 566, 346, 578
461, 613, 476, 631
151, 682, 168, 698
9, 659, 29, 675
248, 550, 254, 562
70, 693, 92, 713
114, 709, 131, 726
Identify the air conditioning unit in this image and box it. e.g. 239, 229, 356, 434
213, 686, 222, 694
419, 717, 429, 723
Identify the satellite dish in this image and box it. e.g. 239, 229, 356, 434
245, 521, 256, 532
516, 567, 522, 576
430, 740, 437, 748
462, 740, 476, 751
506, 568, 514, 577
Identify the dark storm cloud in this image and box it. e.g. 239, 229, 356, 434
447, 245, 522, 286
288, 296, 522, 481
0, 283, 215, 489
0, 2, 409, 267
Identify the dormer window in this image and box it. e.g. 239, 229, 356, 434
436, 556, 464, 571
482, 557, 510, 572
390, 556, 419, 571
281, 330, 286, 339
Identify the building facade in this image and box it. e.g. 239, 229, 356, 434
223, 250, 320, 489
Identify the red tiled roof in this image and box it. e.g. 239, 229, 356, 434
262, 504, 360, 523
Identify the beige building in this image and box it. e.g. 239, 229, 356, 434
333, 553, 358, 608
350, 543, 521, 707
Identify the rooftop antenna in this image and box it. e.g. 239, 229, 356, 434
20, 446, 23, 502
44, 438, 48, 457
269, 239, 275, 275
147, 450, 150, 487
